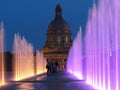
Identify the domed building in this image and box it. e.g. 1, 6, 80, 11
41, 4, 72, 70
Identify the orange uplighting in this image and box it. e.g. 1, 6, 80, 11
13, 34, 35, 81
0, 22, 5, 86
36, 51, 47, 75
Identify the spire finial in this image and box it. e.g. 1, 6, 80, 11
55, 4, 62, 18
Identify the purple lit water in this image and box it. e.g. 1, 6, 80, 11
85, 0, 120, 89
67, 27, 83, 80
67, 0, 120, 90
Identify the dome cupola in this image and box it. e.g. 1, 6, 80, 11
45, 4, 72, 48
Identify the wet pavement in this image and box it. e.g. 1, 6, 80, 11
1, 71, 97, 90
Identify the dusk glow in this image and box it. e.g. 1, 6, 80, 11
0, 22, 5, 86
0, 0, 120, 89
13, 34, 35, 81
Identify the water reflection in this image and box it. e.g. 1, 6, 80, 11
1, 71, 96, 90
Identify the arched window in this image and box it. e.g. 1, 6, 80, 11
66, 36, 68, 43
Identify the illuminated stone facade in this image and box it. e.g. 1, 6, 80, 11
41, 4, 72, 70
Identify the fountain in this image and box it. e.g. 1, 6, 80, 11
13, 34, 34, 81
67, 27, 83, 80
85, 0, 120, 89
67, 0, 120, 90
0, 22, 5, 86
36, 50, 46, 75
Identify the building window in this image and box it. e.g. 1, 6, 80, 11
57, 36, 61, 43
66, 36, 68, 43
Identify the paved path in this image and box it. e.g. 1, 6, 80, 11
1, 71, 97, 90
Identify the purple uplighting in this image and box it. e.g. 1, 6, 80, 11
67, 0, 120, 90
67, 27, 83, 80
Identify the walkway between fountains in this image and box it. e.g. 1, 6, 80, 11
1, 71, 97, 90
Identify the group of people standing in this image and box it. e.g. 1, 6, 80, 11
46, 59, 59, 75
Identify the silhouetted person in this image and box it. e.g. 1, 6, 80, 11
46, 59, 52, 75
51, 61, 57, 74
55, 60, 59, 72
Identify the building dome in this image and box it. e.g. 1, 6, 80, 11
44, 4, 72, 48
41, 4, 72, 70
48, 4, 70, 33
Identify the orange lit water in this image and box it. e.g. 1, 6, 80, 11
0, 22, 5, 86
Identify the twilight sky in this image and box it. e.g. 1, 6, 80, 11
0, 0, 98, 52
